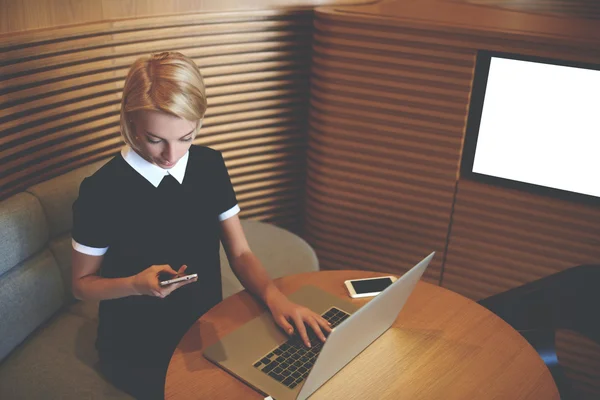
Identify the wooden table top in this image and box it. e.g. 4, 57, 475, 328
165, 270, 559, 399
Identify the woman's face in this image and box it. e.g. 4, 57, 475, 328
130, 110, 198, 169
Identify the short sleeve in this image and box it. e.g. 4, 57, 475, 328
214, 152, 239, 221
72, 177, 111, 255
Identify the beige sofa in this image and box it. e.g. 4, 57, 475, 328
0, 159, 319, 399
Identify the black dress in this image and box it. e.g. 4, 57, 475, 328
72, 145, 238, 399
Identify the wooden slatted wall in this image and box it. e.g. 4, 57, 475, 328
0, 10, 316, 232
0, 0, 370, 34
304, 12, 474, 283
446, 181, 600, 299
461, 0, 600, 20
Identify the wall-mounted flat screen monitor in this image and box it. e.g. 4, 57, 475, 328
461, 50, 600, 205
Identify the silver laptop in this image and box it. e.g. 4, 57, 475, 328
203, 252, 435, 400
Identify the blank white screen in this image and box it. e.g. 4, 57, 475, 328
472, 57, 600, 198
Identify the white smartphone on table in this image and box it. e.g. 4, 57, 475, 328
344, 276, 397, 298
159, 273, 198, 287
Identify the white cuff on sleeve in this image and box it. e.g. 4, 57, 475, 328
72, 239, 109, 256
218, 204, 240, 221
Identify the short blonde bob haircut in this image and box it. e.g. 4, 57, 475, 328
120, 51, 207, 149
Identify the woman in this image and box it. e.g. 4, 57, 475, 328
71, 51, 331, 399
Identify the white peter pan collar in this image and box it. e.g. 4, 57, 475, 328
121, 146, 189, 188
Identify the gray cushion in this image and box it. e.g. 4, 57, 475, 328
0, 192, 49, 276
0, 310, 132, 400
27, 160, 107, 238
220, 220, 319, 299
0, 249, 65, 362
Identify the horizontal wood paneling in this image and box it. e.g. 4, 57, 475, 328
304, 12, 477, 283
445, 180, 600, 299
0, 0, 372, 34
461, 0, 600, 20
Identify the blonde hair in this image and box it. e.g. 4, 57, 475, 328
120, 51, 207, 149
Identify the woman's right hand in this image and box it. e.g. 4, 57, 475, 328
131, 264, 197, 298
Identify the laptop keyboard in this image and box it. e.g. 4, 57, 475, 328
253, 307, 351, 389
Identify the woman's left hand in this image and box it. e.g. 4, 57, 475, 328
266, 291, 332, 348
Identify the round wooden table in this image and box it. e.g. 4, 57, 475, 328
165, 271, 559, 399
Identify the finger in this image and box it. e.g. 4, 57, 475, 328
316, 315, 333, 333
306, 317, 327, 343
177, 265, 188, 275
275, 315, 295, 336
292, 315, 311, 348
156, 264, 178, 276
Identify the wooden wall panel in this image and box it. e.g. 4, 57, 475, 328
310, 1, 600, 397
304, 13, 476, 283
0, 0, 371, 34
0, 10, 317, 233
461, 0, 600, 20
445, 180, 600, 299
